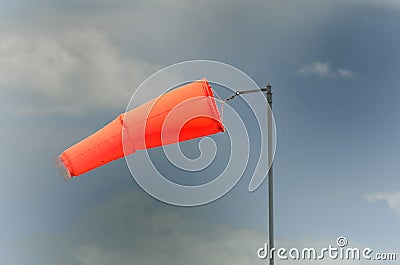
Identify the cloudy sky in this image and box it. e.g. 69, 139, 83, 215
1, 0, 400, 264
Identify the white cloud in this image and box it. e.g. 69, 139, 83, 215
364, 192, 400, 215
0, 29, 155, 116
298, 61, 353, 79
337, 69, 354, 78
299, 61, 332, 77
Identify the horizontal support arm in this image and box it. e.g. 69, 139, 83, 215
225, 88, 268, 102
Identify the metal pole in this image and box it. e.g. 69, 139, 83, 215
224, 85, 274, 264
266, 84, 274, 265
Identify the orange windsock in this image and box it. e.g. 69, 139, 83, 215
56, 79, 224, 179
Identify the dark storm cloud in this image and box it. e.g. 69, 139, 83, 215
1, 191, 266, 265
1, 0, 400, 264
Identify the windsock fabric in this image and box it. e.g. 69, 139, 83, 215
57, 79, 224, 179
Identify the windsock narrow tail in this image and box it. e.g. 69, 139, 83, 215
56, 114, 127, 179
